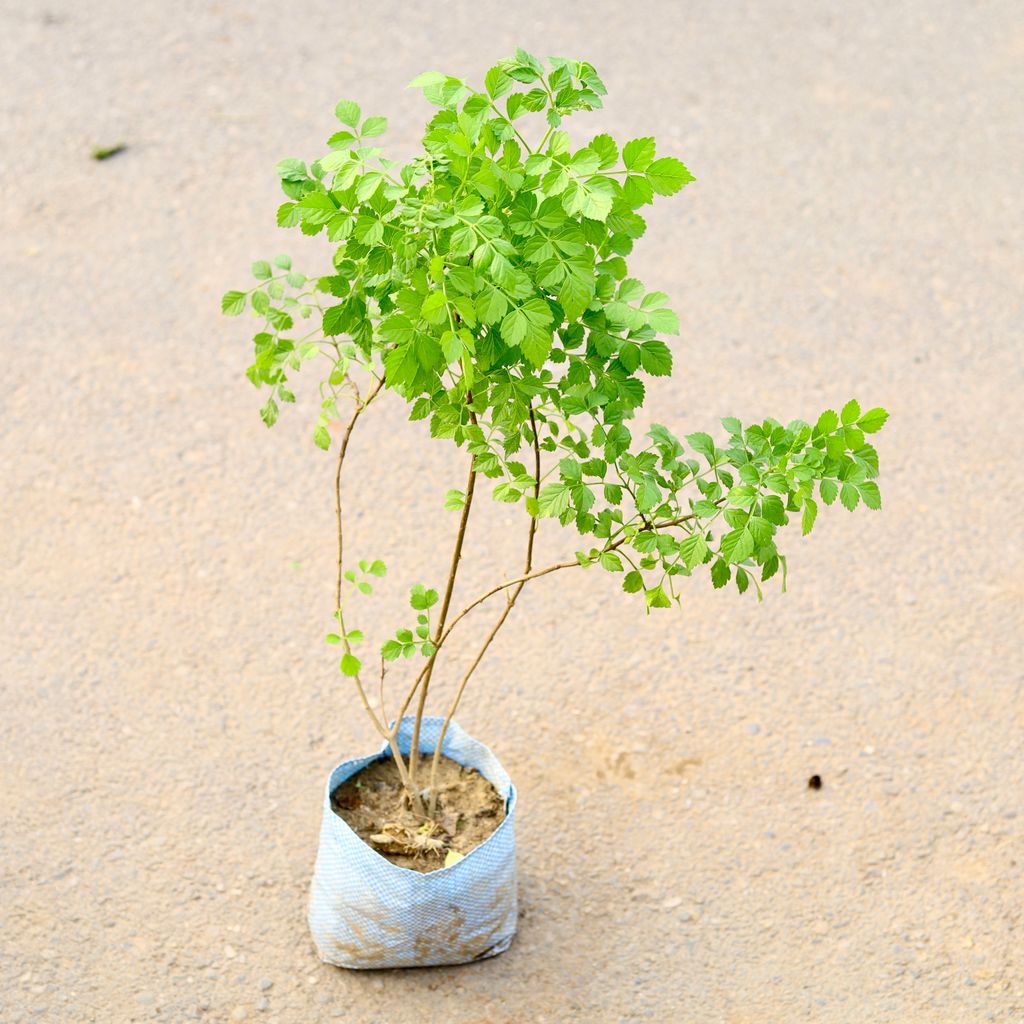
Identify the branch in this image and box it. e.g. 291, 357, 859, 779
334, 374, 387, 738
423, 508, 704, 667
426, 405, 543, 812
407, 455, 477, 783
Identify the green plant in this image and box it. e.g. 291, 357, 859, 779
224, 50, 888, 817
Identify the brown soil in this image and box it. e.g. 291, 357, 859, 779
330, 754, 505, 873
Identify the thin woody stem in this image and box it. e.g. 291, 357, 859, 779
407, 456, 477, 787
427, 406, 542, 813
423, 510, 703, 669
334, 375, 387, 739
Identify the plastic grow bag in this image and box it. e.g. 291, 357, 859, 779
308, 716, 518, 969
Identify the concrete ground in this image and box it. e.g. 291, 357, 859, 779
2, 2, 1022, 1021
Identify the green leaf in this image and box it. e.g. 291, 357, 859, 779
444, 489, 466, 511
645, 157, 694, 196
801, 497, 818, 535
335, 99, 361, 127
599, 551, 624, 572
408, 70, 446, 88
381, 640, 402, 661
501, 298, 552, 366
646, 307, 680, 334
686, 432, 716, 463
340, 653, 361, 677
360, 115, 387, 137
841, 398, 861, 425
356, 172, 384, 202
820, 478, 839, 505
485, 65, 514, 100
260, 398, 278, 427
636, 478, 661, 513
858, 407, 889, 434
420, 290, 448, 325
816, 409, 839, 435
622, 570, 644, 593
678, 533, 708, 569
276, 158, 307, 182
558, 272, 593, 322
589, 133, 618, 169
839, 482, 860, 511
410, 584, 439, 610
645, 585, 671, 609
313, 425, 331, 450
622, 137, 656, 171
251, 260, 272, 279
537, 482, 572, 518
325, 633, 341, 645
857, 481, 882, 509
711, 559, 731, 589
721, 527, 754, 563
639, 340, 672, 376
493, 482, 522, 503
221, 291, 246, 316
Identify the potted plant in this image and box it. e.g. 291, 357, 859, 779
223, 50, 888, 969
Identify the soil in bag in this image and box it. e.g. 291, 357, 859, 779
331, 753, 505, 873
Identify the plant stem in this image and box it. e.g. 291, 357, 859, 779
334, 376, 387, 739
426, 408, 543, 813
407, 456, 477, 789
418, 509, 705, 677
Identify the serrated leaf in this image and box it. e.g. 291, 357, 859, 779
639, 340, 672, 376
686, 432, 716, 463
646, 157, 694, 196
340, 653, 361, 677
678, 533, 708, 569
360, 115, 387, 138
221, 290, 246, 315
841, 398, 861, 425
589, 133, 618, 169
537, 482, 572, 518
444, 489, 466, 511
335, 99, 361, 127
801, 496, 818, 535
721, 527, 754, 563
622, 137, 656, 171
622, 570, 644, 593
857, 481, 882, 509
816, 409, 839, 435
711, 559, 731, 589
858, 407, 889, 434
839, 482, 860, 511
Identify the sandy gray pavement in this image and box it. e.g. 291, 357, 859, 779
2, 2, 1022, 1021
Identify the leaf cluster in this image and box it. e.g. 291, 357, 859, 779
224, 50, 888, 626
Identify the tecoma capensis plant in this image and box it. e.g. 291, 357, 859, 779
224, 50, 888, 818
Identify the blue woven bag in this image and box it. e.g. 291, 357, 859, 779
308, 716, 518, 969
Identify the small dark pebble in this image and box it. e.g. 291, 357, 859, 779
808, 774, 823, 790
